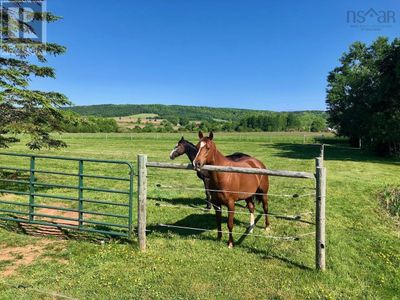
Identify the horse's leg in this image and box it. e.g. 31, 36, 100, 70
213, 203, 222, 240
259, 192, 270, 231
246, 198, 255, 233
203, 177, 212, 209
227, 201, 235, 248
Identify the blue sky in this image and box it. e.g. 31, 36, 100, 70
30, 0, 400, 111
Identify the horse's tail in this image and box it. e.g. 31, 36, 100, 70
255, 173, 269, 202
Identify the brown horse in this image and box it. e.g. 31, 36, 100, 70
169, 137, 250, 209
193, 131, 270, 248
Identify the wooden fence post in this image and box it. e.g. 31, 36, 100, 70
315, 157, 327, 271
137, 154, 148, 251
320, 144, 325, 161
316, 156, 323, 168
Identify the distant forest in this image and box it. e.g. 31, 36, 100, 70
63, 104, 327, 133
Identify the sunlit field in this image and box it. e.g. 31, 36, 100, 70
0, 132, 399, 299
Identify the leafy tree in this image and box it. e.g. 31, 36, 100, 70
178, 117, 189, 126
286, 114, 301, 131
0, 1, 70, 149
184, 122, 196, 132
310, 118, 326, 132
326, 37, 400, 155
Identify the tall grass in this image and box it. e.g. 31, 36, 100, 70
379, 186, 400, 218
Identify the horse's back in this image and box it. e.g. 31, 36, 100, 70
222, 156, 269, 198
230, 156, 266, 169
225, 152, 250, 162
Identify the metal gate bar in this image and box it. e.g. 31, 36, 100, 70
0, 152, 135, 239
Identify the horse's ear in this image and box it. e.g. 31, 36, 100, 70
209, 131, 214, 140
180, 136, 184, 141
198, 131, 204, 139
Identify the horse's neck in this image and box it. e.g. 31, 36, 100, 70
208, 148, 230, 186
184, 142, 198, 163
210, 148, 230, 166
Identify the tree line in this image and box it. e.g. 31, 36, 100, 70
60, 111, 119, 133
125, 111, 326, 133
64, 104, 327, 133
65, 104, 325, 124
326, 37, 400, 156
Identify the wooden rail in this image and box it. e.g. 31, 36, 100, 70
146, 162, 314, 179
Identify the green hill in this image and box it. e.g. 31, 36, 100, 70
62, 104, 327, 133
64, 104, 326, 123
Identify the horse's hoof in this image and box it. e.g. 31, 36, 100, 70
227, 243, 234, 249
264, 226, 271, 232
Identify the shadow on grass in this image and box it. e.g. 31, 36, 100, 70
147, 212, 249, 238
245, 246, 313, 271
0, 216, 133, 245
265, 143, 400, 165
148, 196, 252, 210
148, 212, 312, 270
148, 196, 207, 207
0, 171, 57, 194
235, 215, 313, 270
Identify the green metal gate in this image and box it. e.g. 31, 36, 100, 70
0, 152, 134, 239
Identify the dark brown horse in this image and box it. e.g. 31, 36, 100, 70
169, 137, 249, 209
193, 131, 270, 248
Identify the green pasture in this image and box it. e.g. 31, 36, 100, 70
0, 132, 399, 299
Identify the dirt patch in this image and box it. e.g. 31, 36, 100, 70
0, 202, 97, 237
18, 203, 97, 237
35, 206, 87, 226
0, 239, 56, 277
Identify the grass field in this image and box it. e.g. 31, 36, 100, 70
0, 132, 399, 299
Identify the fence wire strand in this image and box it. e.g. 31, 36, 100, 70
154, 184, 315, 198
0, 281, 78, 300
156, 223, 315, 241
152, 202, 313, 219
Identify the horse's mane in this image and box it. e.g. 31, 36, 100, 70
181, 139, 197, 149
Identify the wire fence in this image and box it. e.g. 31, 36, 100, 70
156, 223, 315, 241
147, 179, 316, 241
154, 183, 316, 198
137, 151, 327, 270
152, 202, 313, 218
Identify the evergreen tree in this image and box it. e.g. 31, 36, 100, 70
0, 1, 70, 149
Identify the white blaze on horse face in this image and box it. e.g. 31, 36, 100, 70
193, 141, 207, 166
169, 144, 178, 160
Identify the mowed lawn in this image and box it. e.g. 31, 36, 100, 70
0, 132, 399, 299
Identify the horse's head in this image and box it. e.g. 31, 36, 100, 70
193, 131, 215, 170
169, 136, 187, 160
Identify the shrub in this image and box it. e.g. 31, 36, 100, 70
379, 186, 400, 218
